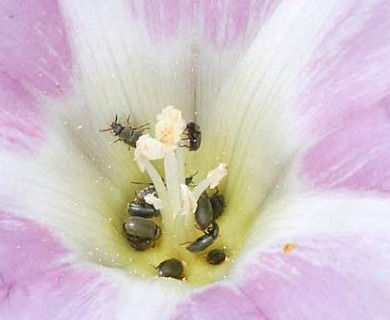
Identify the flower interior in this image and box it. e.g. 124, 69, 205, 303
98, 105, 235, 285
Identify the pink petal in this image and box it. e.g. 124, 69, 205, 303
0, 0, 72, 96
300, 0, 390, 193
303, 100, 390, 193
0, 0, 73, 152
174, 235, 390, 319
0, 211, 189, 319
0, 74, 45, 152
128, 0, 282, 48
0, 211, 118, 319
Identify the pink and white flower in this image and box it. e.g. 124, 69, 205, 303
1, 0, 390, 319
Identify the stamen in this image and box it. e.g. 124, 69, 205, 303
102, 105, 231, 284
174, 184, 197, 241
134, 134, 165, 171
164, 153, 182, 217
180, 184, 197, 213
208, 164, 228, 189
144, 194, 163, 210
192, 164, 228, 201
143, 161, 168, 209
132, 106, 228, 246
155, 105, 186, 151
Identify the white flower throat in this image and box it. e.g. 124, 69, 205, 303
104, 106, 228, 280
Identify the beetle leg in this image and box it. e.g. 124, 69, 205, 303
134, 123, 150, 131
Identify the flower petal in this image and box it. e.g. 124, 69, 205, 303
174, 235, 390, 319
0, 74, 45, 152
303, 102, 390, 193
0, 0, 72, 152
173, 191, 390, 318
173, 189, 390, 318
0, 210, 116, 319
60, 0, 195, 122
0, 0, 72, 96
0, 211, 189, 319
130, 0, 281, 48
297, 0, 390, 193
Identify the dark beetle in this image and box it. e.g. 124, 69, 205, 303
184, 122, 202, 151
128, 203, 159, 218
157, 258, 184, 280
123, 217, 161, 241
135, 185, 157, 203
194, 192, 213, 230
206, 249, 226, 265
186, 222, 219, 253
100, 115, 148, 148
128, 186, 160, 218
126, 235, 153, 251
210, 193, 225, 220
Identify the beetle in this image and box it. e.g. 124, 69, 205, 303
126, 235, 153, 251
183, 122, 202, 151
186, 222, 219, 252
210, 193, 225, 220
128, 203, 159, 218
157, 258, 184, 280
194, 192, 213, 230
100, 115, 148, 148
134, 185, 157, 202
206, 248, 226, 265
123, 217, 161, 241
128, 185, 160, 218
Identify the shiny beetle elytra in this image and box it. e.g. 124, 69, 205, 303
157, 258, 184, 280
128, 203, 158, 218
206, 249, 226, 265
123, 217, 161, 241
128, 186, 160, 218
186, 222, 219, 253
194, 192, 213, 231
210, 193, 225, 220
126, 235, 153, 251
100, 115, 148, 148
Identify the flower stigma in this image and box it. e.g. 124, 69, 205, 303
111, 106, 229, 283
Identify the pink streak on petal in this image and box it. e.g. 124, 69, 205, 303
141, 0, 183, 38
200, 0, 281, 48
128, 0, 281, 48
0, 0, 72, 96
238, 237, 390, 319
303, 99, 390, 193
300, 1, 390, 192
174, 236, 390, 319
173, 285, 266, 320
0, 74, 45, 153
301, 1, 390, 131
0, 211, 118, 319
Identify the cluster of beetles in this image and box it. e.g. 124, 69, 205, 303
101, 115, 227, 280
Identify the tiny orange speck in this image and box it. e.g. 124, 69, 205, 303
283, 243, 296, 254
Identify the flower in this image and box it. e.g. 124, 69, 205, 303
1, 0, 390, 319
